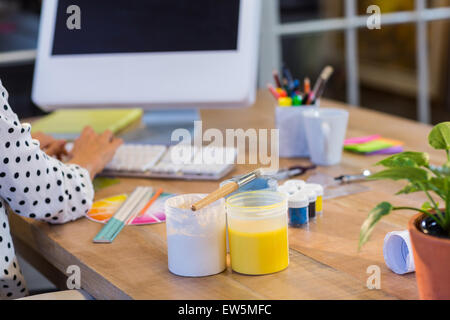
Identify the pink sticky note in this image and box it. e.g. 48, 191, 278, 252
344, 135, 381, 146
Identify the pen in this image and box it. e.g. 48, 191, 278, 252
283, 79, 292, 96
292, 79, 300, 91
136, 188, 164, 219
282, 65, 294, 89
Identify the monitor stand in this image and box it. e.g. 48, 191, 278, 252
120, 109, 200, 145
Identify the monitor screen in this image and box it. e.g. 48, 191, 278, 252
52, 0, 240, 56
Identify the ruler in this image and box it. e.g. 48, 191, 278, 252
93, 186, 154, 243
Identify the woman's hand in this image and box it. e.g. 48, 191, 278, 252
32, 132, 68, 160
68, 126, 123, 179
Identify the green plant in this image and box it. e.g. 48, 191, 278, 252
359, 122, 450, 250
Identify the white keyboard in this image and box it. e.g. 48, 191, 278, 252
102, 144, 237, 180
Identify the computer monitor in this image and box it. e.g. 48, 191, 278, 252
32, 0, 261, 111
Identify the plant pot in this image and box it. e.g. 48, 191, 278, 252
408, 212, 450, 300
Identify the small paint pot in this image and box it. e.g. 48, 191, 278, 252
304, 184, 324, 215
278, 179, 305, 197
288, 192, 309, 227
300, 189, 317, 219
284, 179, 306, 191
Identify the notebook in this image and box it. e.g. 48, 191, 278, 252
31, 108, 143, 140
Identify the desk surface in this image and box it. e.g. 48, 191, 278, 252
12, 91, 442, 300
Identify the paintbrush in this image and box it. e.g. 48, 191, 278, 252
191, 169, 263, 211
307, 66, 334, 104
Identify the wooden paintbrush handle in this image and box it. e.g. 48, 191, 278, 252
191, 182, 239, 211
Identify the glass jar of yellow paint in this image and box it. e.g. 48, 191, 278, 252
226, 191, 289, 275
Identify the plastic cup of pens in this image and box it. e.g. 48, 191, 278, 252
275, 100, 320, 158
268, 66, 333, 158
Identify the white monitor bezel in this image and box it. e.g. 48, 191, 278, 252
32, 0, 260, 111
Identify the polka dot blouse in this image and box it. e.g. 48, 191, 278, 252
0, 80, 94, 299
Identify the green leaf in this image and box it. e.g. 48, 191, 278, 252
430, 176, 450, 191
444, 162, 450, 174
421, 201, 433, 211
376, 151, 429, 168
359, 202, 393, 250
398, 181, 445, 198
428, 122, 450, 150
367, 167, 431, 183
396, 183, 421, 195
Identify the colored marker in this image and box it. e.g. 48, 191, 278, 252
292, 94, 302, 106
304, 77, 311, 95
273, 70, 282, 88
278, 97, 292, 107
267, 84, 280, 99
306, 92, 315, 105
292, 79, 300, 91
276, 88, 288, 98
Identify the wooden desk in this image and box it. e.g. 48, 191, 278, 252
11, 91, 441, 300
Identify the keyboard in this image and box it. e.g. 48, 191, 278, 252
101, 144, 237, 180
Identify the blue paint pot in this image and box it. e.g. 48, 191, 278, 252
288, 192, 309, 227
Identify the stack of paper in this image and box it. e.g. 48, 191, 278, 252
344, 135, 404, 155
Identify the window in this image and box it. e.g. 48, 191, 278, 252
260, 0, 450, 123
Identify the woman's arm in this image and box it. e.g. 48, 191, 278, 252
0, 82, 94, 223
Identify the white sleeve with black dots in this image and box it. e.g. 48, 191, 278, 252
0, 201, 28, 299
0, 80, 94, 299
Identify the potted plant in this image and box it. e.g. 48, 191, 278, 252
359, 122, 450, 300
